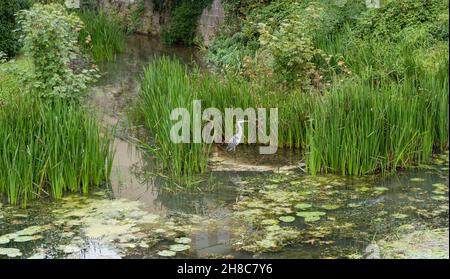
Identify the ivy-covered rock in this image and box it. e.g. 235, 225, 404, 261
160, 0, 213, 45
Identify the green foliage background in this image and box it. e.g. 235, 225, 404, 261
159, 0, 213, 45
0, 0, 29, 58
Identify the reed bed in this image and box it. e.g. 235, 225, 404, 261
0, 97, 114, 206
79, 10, 126, 62
306, 73, 449, 176
136, 57, 318, 179
137, 57, 210, 181
137, 55, 448, 180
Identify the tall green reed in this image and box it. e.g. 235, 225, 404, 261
0, 97, 114, 206
137, 50, 448, 182
136, 57, 315, 181
137, 57, 210, 182
79, 10, 126, 62
306, 75, 448, 176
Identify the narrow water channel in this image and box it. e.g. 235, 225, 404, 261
0, 36, 448, 259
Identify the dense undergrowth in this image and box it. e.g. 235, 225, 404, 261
0, 3, 114, 206
136, 0, 449, 179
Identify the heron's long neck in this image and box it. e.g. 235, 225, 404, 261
237, 123, 244, 136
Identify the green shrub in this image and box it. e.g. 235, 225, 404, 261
222, 0, 275, 16
0, 56, 31, 104
208, 0, 368, 88
206, 32, 258, 72
430, 6, 449, 41
17, 3, 99, 99
356, 0, 448, 40
258, 6, 324, 90
0, 0, 29, 58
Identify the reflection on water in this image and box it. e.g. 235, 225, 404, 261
1, 163, 448, 259
1, 36, 448, 259
88, 35, 199, 215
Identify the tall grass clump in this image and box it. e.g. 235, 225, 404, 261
136, 57, 317, 182
79, 10, 126, 62
306, 75, 449, 176
0, 97, 114, 206
137, 57, 210, 181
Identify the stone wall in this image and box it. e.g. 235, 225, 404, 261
197, 0, 225, 46
97, 0, 224, 45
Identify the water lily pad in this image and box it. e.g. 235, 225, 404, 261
175, 237, 192, 244
432, 195, 448, 201
154, 228, 166, 234
296, 211, 326, 218
84, 223, 137, 239
392, 213, 409, 219
304, 216, 321, 222
28, 253, 46, 259
169, 244, 190, 252
410, 178, 425, 182
266, 225, 281, 232
297, 211, 326, 222
273, 207, 293, 215
298, 191, 312, 196
139, 241, 150, 248
432, 190, 446, 195
261, 219, 279, 226
0, 248, 22, 257
13, 235, 43, 242
432, 183, 448, 191
119, 243, 136, 249
294, 203, 312, 210
255, 239, 277, 249
348, 203, 362, 208
279, 216, 295, 223
0, 236, 10, 245
61, 232, 75, 238
322, 204, 341, 210
15, 225, 51, 236
58, 245, 81, 254
13, 214, 28, 218
158, 250, 176, 257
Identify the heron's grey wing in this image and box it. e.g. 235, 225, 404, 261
226, 135, 239, 151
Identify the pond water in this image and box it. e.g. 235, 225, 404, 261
0, 36, 448, 259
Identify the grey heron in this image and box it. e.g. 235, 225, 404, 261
226, 120, 247, 151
